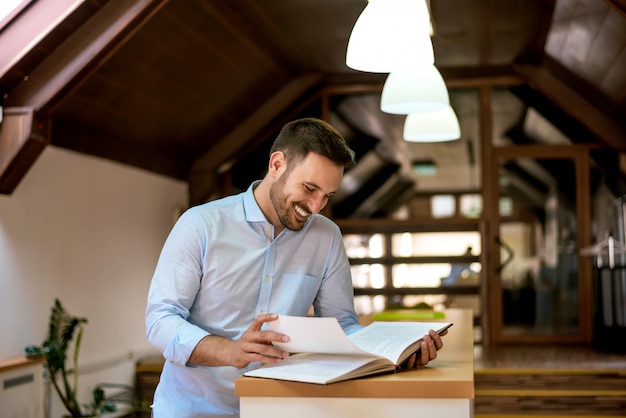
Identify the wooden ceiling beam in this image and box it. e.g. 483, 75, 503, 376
0, 0, 89, 81
607, 0, 626, 18
6, 0, 170, 112
190, 73, 324, 174
0, 107, 47, 194
321, 66, 526, 96
514, 63, 626, 151
1, 0, 170, 195
188, 73, 323, 205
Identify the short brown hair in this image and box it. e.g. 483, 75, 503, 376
270, 118, 356, 169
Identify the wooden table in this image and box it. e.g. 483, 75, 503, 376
235, 309, 474, 418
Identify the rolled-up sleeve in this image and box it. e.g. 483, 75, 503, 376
145, 211, 210, 366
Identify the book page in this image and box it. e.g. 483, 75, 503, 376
268, 315, 451, 363
267, 315, 369, 355
244, 353, 390, 384
349, 322, 453, 364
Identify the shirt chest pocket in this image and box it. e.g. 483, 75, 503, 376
278, 273, 323, 300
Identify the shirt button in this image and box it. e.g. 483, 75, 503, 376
264, 276, 271, 282
259, 310, 265, 315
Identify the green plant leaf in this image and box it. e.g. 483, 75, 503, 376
24, 345, 44, 359
39, 299, 89, 417
93, 386, 105, 406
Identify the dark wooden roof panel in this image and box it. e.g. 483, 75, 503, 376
1, 0, 625, 205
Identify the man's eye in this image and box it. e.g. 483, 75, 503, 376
305, 185, 314, 192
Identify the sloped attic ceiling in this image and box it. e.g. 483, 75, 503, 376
1, 0, 625, 216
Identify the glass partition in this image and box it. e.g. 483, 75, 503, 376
498, 157, 579, 336
343, 230, 482, 317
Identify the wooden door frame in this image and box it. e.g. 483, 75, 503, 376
483, 143, 595, 345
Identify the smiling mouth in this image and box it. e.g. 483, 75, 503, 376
294, 204, 310, 219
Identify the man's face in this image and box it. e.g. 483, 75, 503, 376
269, 152, 344, 231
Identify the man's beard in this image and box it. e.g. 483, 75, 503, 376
269, 172, 305, 232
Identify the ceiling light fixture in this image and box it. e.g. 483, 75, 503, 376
403, 106, 461, 142
381, 65, 449, 114
346, 0, 433, 72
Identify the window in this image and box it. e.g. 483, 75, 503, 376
431, 194, 455, 218
460, 194, 482, 218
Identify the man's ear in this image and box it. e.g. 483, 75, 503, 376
268, 151, 287, 177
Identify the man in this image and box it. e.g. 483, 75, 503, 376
146, 117, 446, 417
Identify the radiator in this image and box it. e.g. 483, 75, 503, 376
0, 359, 44, 418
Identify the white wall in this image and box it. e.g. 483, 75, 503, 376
0, 146, 187, 417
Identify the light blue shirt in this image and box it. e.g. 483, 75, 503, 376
146, 181, 360, 417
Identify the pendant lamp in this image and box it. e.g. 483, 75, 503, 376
381, 66, 449, 114
346, 0, 433, 72
403, 106, 461, 142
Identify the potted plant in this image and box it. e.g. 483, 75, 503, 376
25, 299, 116, 417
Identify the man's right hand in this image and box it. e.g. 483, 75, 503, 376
188, 313, 290, 368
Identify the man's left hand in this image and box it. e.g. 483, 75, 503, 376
400, 328, 447, 369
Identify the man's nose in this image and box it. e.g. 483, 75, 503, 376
309, 195, 327, 214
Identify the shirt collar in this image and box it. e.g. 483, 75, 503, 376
243, 180, 267, 223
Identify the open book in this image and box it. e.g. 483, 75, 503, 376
243, 315, 453, 384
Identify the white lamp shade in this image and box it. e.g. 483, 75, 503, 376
381, 66, 450, 114
403, 106, 461, 142
346, 0, 434, 73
